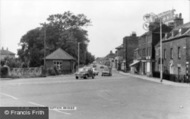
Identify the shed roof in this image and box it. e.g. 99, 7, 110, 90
45, 48, 75, 60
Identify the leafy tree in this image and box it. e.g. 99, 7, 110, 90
2, 57, 22, 68
18, 11, 94, 67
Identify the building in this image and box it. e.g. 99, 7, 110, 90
115, 44, 124, 70
123, 32, 139, 72
137, 24, 172, 76
45, 48, 76, 74
155, 22, 190, 82
0, 47, 15, 61
104, 51, 116, 68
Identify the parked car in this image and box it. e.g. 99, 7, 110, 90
102, 67, 112, 76
92, 68, 99, 76
75, 67, 94, 79
100, 65, 104, 69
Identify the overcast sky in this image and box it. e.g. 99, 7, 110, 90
0, 0, 189, 57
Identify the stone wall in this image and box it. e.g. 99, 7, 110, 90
9, 67, 42, 78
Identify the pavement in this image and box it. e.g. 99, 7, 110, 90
119, 71, 190, 88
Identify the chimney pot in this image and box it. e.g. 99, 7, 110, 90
179, 13, 182, 18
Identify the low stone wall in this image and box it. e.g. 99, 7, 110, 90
9, 67, 42, 78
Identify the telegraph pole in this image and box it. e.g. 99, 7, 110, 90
189, 0, 190, 21
160, 19, 163, 82
43, 23, 46, 68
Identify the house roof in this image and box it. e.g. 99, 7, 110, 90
105, 52, 116, 59
115, 44, 123, 49
163, 22, 190, 42
45, 48, 75, 60
0, 49, 15, 55
173, 22, 190, 30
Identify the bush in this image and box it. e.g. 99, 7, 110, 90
53, 66, 59, 75
40, 66, 47, 77
0, 67, 9, 78
47, 67, 56, 76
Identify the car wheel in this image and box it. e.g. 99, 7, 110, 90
76, 77, 78, 79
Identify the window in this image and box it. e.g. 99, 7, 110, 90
164, 49, 166, 59
53, 61, 62, 70
179, 28, 182, 35
178, 66, 181, 80
178, 47, 181, 59
170, 48, 173, 59
143, 48, 146, 56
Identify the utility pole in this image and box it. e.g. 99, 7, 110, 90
189, 0, 190, 21
160, 19, 163, 82
43, 23, 46, 68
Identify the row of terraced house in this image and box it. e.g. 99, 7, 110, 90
115, 10, 190, 82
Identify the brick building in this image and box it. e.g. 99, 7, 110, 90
123, 32, 139, 71
137, 24, 171, 76
45, 48, 76, 74
155, 22, 190, 82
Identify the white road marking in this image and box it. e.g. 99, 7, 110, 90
28, 101, 45, 107
28, 101, 71, 115
0, 92, 18, 100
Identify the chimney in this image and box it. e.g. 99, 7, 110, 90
131, 32, 137, 37
110, 50, 113, 54
174, 13, 183, 27
168, 22, 175, 29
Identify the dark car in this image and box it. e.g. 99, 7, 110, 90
100, 65, 104, 69
75, 67, 94, 79
92, 68, 99, 76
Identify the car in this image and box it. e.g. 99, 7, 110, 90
92, 68, 99, 76
100, 65, 104, 69
101, 67, 112, 76
75, 67, 95, 79
93, 64, 97, 68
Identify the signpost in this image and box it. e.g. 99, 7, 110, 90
143, 9, 176, 82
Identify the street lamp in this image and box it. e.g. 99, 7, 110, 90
78, 42, 80, 71
159, 19, 163, 82
84, 40, 89, 65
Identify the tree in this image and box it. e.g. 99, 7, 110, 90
18, 11, 94, 67
3, 57, 22, 68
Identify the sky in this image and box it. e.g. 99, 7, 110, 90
0, 0, 189, 58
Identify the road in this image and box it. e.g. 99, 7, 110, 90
0, 68, 190, 119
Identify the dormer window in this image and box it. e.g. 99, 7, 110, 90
165, 33, 168, 40
179, 28, 182, 35
171, 31, 174, 37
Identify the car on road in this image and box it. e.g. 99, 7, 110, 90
92, 64, 97, 68
100, 65, 104, 69
101, 67, 112, 76
92, 68, 99, 76
75, 67, 95, 79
